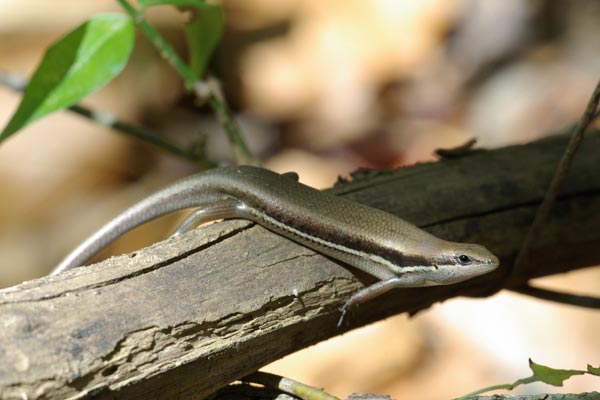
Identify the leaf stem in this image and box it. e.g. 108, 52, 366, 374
117, 0, 255, 164
0, 71, 200, 161
455, 383, 513, 400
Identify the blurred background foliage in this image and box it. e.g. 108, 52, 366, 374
0, 1, 599, 398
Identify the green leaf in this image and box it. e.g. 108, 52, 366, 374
0, 13, 134, 143
588, 364, 600, 376
138, 0, 224, 78
183, 3, 224, 77
458, 359, 599, 400
139, 0, 207, 7
514, 359, 585, 387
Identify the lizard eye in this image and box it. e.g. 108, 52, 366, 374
457, 254, 472, 265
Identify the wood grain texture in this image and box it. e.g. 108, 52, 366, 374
1, 132, 599, 400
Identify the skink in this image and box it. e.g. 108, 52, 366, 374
51, 166, 499, 321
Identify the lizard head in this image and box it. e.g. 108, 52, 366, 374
423, 242, 500, 285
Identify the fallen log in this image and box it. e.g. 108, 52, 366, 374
1, 132, 599, 399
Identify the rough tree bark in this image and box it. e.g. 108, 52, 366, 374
0, 132, 599, 400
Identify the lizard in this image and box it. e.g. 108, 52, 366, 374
51, 166, 499, 324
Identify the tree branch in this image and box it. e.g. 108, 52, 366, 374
0, 131, 599, 399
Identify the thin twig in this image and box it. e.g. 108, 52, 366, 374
0, 71, 200, 161
243, 371, 341, 400
214, 382, 297, 399
204, 76, 255, 165
118, 0, 197, 86
435, 138, 478, 158
507, 79, 600, 281
512, 284, 600, 308
69, 105, 203, 160
117, 0, 256, 165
